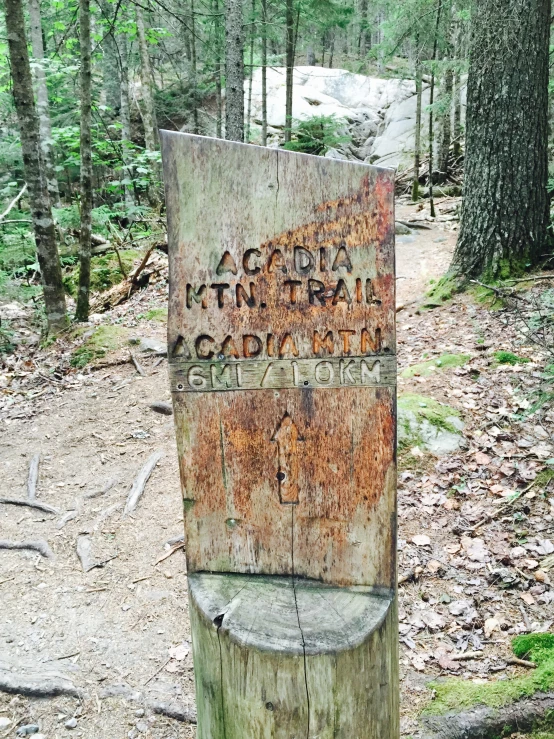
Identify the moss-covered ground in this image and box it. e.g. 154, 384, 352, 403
70, 324, 130, 368
401, 352, 471, 378
424, 634, 554, 716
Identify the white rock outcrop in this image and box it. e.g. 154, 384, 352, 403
246, 66, 465, 170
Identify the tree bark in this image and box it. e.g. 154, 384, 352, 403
412, 60, 422, 202
75, 0, 93, 322
451, 0, 551, 280
245, 0, 255, 142
5, 0, 66, 331
213, 0, 223, 138
428, 1, 442, 219
136, 5, 159, 152
28, 0, 60, 207
284, 0, 294, 143
452, 68, 462, 159
99, 3, 121, 118
260, 0, 267, 145
438, 66, 453, 183
358, 0, 368, 58
190, 0, 199, 134
224, 0, 244, 142
118, 26, 134, 211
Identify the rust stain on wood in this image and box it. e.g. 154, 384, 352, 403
162, 131, 396, 589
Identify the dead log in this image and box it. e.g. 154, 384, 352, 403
123, 452, 163, 515
419, 692, 554, 739
0, 498, 59, 515
0, 540, 54, 558
27, 453, 40, 500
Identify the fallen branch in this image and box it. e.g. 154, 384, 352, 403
0, 498, 59, 515
27, 453, 40, 501
154, 541, 185, 565
0, 183, 28, 222
130, 352, 146, 376
124, 452, 163, 516
0, 540, 54, 558
507, 657, 536, 669
419, 692, 554, 739
149, 401, 173, 416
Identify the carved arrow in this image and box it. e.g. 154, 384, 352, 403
271, 413, 304, 505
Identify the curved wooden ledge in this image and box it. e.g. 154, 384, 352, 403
189, 572, 393, 656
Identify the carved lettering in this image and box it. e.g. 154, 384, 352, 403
211, 364, 234, 388
294, 246, 315, 274
186, 284, 207, 309
366, 279, 382, 305
268, 249, 287, 273
361, 327, 382, 354
236, 282, 256, 308
279, 334, 299, 358
216, 251, 238, 275
361, 359, 380, 383
243, 249, 261, 276
172, 335, 192, 359
243, 334, 263, 358
221, 335, 240, 359
313, 330, 334, 355
315, 361, 334, 385
340, 359, 356, 385
267, 334, 276, 357
211, 283, 230, 308
319, 247, 327, 272
284, 280, 302, 304
195, 335, 214, 359
188, 365, 207, 388
332, 279, 351, 305
332, 245, 353, 272
338, 329, 355, 354
308, 279, 326, 306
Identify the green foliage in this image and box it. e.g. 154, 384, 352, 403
494, 351, 531, 366
424, 632, 554, 715
282, 115, 351, 156
424, 276, 461, 308
144, 307, 168, 322
64, 249, 141, 296
70, 324, 129, 368
402, 353, 470, 378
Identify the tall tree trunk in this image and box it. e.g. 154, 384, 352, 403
328, 31, 335, 67
284, 0, 294, 143
190, 0, 199, 134
28, 0, 60, 207
213, 0, 223, 138
118, 27, 134, 211
452, 0, 550, 280
99, 4, 121, 118
452, 69, 462, 159
358, 0, 368, 58
245, 0, 255, 142
438, 65, 453, 183
136, 5, 159, 152
428, 1, 443, 219
260, 0, 267, 145
224, 0, 244, 141
5, 0, 66, 331
76, 0, 93, 322
412, 60, 422, 202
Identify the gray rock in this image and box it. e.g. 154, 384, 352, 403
0, 718, 10, 729
398, 394, 465, 456
135, 721, 149, 733
134, 709, 145, 718
138, 338, 167, 356
324, 147, 349, 161
0, 302, 27, 321
64, 718, 77, 729
395, 222, 412, 235
16, 726, 40, 736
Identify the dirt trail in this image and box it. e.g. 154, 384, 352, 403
0, 200, 458, 737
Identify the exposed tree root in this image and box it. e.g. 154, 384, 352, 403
0, 539, 54, 558
420, 692, 554, 739
0, 660, 82, 698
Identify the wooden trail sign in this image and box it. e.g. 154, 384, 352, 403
161, 130, 399, 738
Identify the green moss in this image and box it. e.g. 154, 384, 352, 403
398, 393, 462, 436
423, 275, 461, 308
402, 353, 471, 378
144, 307, 168, 322
70, 324, 129, 368
64, 249, 142, 296
424, 632, 554, 716
495, 351, 530, 366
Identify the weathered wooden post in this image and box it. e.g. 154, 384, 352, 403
161, 131, 398, 738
